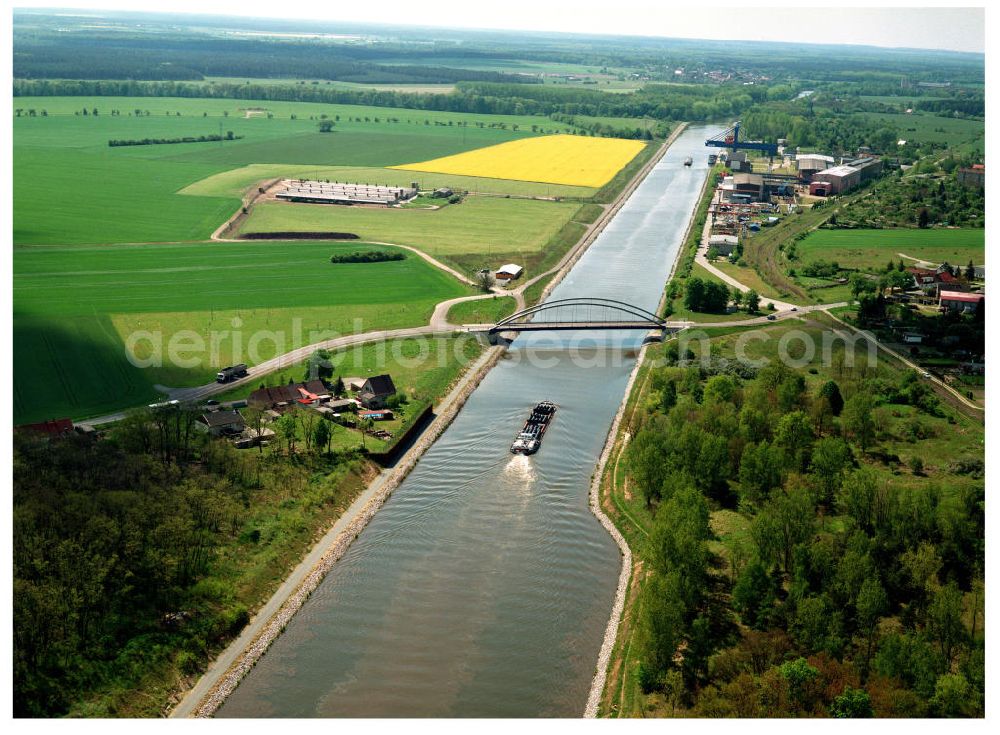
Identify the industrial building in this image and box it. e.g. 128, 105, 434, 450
811, 164, 862, 195
708, 234, 739, 257
276, 180, 418, 206
842, 156, 884, 183
796, 154, 835, 180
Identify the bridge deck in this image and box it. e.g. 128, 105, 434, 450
490, 321, 671, 332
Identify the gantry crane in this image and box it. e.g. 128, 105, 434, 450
706, 121, 779, 156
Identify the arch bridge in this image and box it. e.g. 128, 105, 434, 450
486, 298, 682, 343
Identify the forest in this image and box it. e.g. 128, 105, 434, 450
623, 354, 984, 717
12, 78, 769, 125
13, 409, 371, 717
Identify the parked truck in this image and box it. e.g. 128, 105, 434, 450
216, 363, 249, 383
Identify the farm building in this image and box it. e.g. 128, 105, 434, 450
495, 263, 524, 281
431, 187, 454, 198
197, 410, 246, 437
796, 154, 835, 180
276, 180, 417, 206
16, 417, 75, 438
358, 374, 397, 409
939, 291, 984, 314
957, 164, 985, 188
811, 165, 861, 195
248, 379, 332, 410
708, 234, 739, 257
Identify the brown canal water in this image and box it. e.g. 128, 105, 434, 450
217, 126, 717, 717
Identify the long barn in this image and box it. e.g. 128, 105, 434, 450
276, 179, 418, 206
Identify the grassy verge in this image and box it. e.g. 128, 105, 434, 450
593, 136, 665, 204
445, 295, 517, 324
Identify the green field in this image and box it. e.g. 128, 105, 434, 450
240, 197, 582, 258
796, 228, 984, 270
14, 241, 467, 423
14, 95, 577, 245
858, 111, 984, 149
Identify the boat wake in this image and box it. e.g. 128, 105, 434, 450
503, 453, 537, 484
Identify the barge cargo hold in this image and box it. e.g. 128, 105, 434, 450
510, 401, 557, 455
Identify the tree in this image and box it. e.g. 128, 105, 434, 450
842, 393, 876, 450
476, 269, 495, 292
931, 673, 969, 717
819, 380, 844, 416
733, 558, 775, 629
360, 416, 375, 449
317, 119, 335, 133
313, 419, 332, 455
752, 486, 814, 575
276, 413, 298, 454
745, 289, 760, 313
965, 260, 976, 281
918, 207, 929, 228
774, 410, 814, 472
334, 375, 346, 397
927, 582, 966, 666
856, 577, 888, 680
738, 441, 782, 507
244, 408, 268, 454
809, 437, 853, 505
830, 687, 874, 718
660, 380, 677, 412
703, 374, 737, 405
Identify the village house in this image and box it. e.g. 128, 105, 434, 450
907, 266, 963, 297
247, 379, 331, 411
197, 410, 246, 437
358, 374, 397, 409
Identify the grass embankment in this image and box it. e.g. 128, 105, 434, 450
445, 296, 517, 325
13, 241, 467, 423
593, 137, 663, 204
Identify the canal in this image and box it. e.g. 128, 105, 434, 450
217, 125, 715, 718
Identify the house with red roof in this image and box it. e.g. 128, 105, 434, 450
939, 290, 983, 314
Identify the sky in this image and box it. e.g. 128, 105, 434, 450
13, 1, 987, 53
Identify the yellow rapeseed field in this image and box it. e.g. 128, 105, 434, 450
391, 134, 647, 188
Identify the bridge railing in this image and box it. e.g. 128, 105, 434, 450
491, 297, 667, 332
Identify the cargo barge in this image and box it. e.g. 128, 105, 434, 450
510, 401, 557, 455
